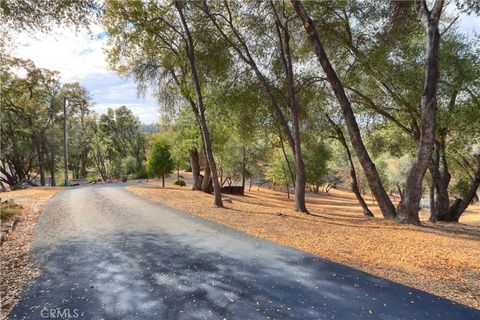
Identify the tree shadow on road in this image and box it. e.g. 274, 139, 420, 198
12, 232, 480, 320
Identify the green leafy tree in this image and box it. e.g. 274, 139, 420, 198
147, 139, 175, 187
99, 106, 147, 178
103, 0, 229, 205
164, 107, 202, 183
303, 138, 331, 193
266, 148, 295, 199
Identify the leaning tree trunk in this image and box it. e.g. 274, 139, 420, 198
326, 115, 373, 217
396, 0, 443, 225
189, 148, 202, 190
346, 146, 374, 217
278, 128, 295, 188
204, 2, 307, 211
291, 0, 396, 219
176, 2, 222, 207
445, 154, 480, 222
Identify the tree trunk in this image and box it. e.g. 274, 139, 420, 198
429, 178, 436, 222
162, 173, 165, 187
281, 162, 290, 199
271, 4, 307, 213
326, 115, 373, 217
291, 0, 396, 219
397, 184, 404, 201
444, 154, 480, 222
189, 148, 202, 190
292, 107, 307, 213
346, 148, 374, 217
278, 128, 295, 188
36, 141, 46, 186
429, 146, 439, 222
202, 157, 212, 193
435, 146, 451, 219
241, 146, 246, 193
176, 2, 222, 207
395, 0, 443, 225
50, 149, 56, 186
204, 2, 305, 210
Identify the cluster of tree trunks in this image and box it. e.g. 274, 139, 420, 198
188, 147, 213, 194
326, 115, 374, 217
203, 1, 308, 213
432, 152, 480, 222
1, 132, 57, 189
189, 148, 202, 190
292, 0, 446, 224
176, 1, 223, 207
394, 0, 443, 225
291, 0, 397, 220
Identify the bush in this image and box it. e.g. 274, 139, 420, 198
87, 175, 98, 184
174, 179, 186, 187
0, 200, 22, 220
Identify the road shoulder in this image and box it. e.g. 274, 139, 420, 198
0, 187, 60, 319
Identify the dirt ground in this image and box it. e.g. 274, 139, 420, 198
0, 187, 60, 320
126, 173, 480, 310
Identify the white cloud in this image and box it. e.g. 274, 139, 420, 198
14, 25, 108, 82
12, 25, 160, 123
94, 103, 159, 124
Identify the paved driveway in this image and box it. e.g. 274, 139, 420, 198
11, 184, 480, 319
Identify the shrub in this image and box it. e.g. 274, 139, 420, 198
87, 175, 97, 184
174, 179, 186, 187
0, 200, 22, 220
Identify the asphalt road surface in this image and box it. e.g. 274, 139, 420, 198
11, 184, 480, 319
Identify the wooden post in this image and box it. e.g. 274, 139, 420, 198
63, 97, 69, 186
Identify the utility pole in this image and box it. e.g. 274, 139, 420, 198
63, 97, 69, 186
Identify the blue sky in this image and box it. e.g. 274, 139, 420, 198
12, 8, 479, 124
14, 25, 159, 124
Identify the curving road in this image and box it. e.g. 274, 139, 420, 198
11, 184, 480, 319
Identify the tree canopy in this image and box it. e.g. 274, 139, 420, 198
3, 0, 480, 225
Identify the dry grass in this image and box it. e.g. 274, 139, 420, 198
126, 176, 480, 310
0, 187, 60, 320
